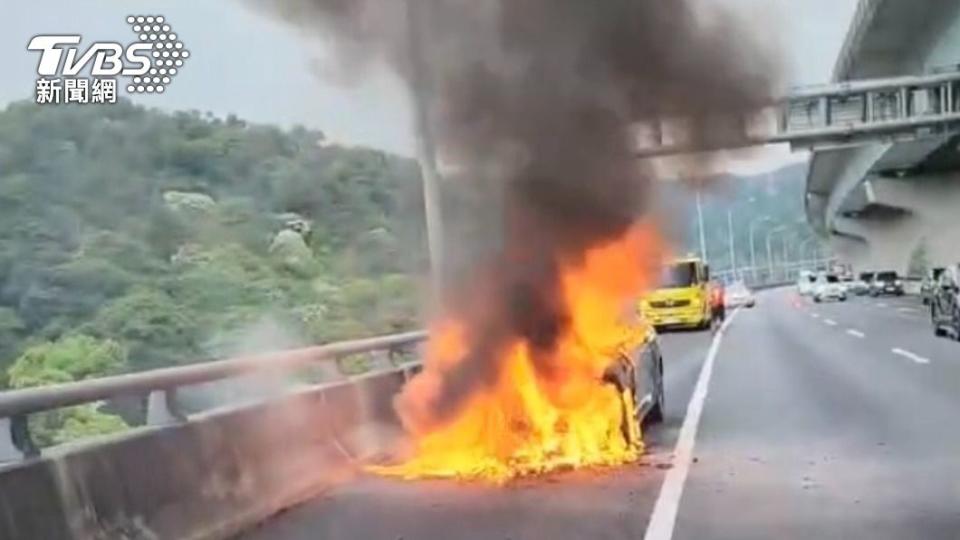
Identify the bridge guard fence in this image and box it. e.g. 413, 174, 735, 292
0, 332, 426, 540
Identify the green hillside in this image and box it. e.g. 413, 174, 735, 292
668, 163, 820, 276
0, 100, 428, 386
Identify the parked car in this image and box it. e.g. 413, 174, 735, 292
813, 273, 847, 303
870, 271, 904, 297
931, 265, 960, 340
725, 281, 756, 308
921, 267, 946, 305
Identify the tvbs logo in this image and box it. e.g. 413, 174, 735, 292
27, 15, 190, 105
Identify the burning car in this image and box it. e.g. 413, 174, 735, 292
602, 323, 666, 437
371, 226, 668, 483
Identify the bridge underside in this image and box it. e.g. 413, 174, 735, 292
822, 159, 960, 273
806, 0, 960, 275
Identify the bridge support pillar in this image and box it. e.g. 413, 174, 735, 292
830, 213, 925, 274
866, 174, 960, 268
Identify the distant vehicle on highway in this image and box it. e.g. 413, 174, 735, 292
870, 271, 904, 297
797, 271, 816, 296
921, 267, 946, 305
849, 272, 875, 296
813, 273, 848, 303
640, 257, 713, 331
931, 265, 960, 340
725, 281, 756, 308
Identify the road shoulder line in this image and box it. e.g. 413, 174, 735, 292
642, 309, 739, 540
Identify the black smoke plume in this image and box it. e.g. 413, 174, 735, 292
249, 0, 776, 432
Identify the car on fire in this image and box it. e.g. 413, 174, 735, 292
602, 322, 665, 442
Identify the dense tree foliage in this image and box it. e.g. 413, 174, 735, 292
7, 335, 129, 446
0, 100, 428, 388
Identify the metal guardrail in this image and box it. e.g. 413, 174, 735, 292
0, 331, 428, 460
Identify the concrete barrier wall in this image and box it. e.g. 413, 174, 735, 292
0, 370, 408, 540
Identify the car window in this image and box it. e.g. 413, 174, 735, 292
661, 263, 696, 288
826, 275, 839, 283
877, 271, 898, 281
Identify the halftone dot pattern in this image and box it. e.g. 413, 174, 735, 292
125, 15, 188, 94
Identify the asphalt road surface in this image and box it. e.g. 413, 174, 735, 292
240, 289, 960, 540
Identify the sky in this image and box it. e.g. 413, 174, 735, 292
0, 0, 858, 175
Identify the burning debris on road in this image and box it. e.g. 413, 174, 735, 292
252, 0, 775, 482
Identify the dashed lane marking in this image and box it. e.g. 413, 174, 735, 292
643, 309, 740, 540
846, 329, 865, 338
892, 348, 931, 365
811, 313, 820, 319
824, 319, 838, 326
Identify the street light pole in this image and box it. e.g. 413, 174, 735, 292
781, 233, 792, 281
799, 237, 818, 266
406, 0, 444, 294
727, 210, 737, 282
749, 216, 771, 284
766, 226, 787, 282
696, 190, 708, 264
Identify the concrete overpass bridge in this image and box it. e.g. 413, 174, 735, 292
635, 0, 960, 274
806, 0, 960, 273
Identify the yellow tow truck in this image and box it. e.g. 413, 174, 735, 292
640, 257, 713, 331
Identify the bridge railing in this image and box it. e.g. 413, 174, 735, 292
634, 68, 960, 157
0, 330, 428, 461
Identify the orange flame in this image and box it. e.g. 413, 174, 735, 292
373, 222, 663, 483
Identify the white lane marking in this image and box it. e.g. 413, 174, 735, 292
643, 309, 739, 540
877, 303, 888, 308
892, 348, 931, 365
897, 307, 917, 313
824, 318, 838, 326
846, 329, 865, 339
811, 313, 820, 319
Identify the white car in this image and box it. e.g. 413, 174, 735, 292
725, 282, 756, 308
813, 274, 848, 303
797, 272, 816, 296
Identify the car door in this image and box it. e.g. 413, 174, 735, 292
632, 332, 660, 417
